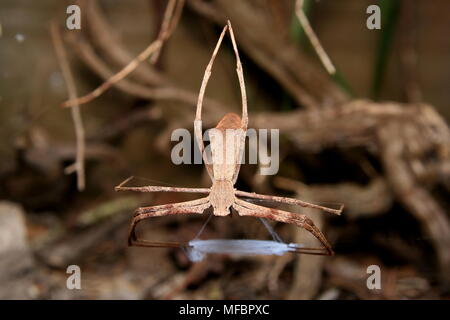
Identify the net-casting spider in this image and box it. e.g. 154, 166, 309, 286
115, 21, 343, 256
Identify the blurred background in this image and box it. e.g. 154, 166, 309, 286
1, 0, 449, 299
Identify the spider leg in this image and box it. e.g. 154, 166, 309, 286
227, 21, 248, 184
289, 246, 331, 256
233, 198, 334, 256
227, 21, 248, 129
115, 176, 210, 194
129, 240, 188, 249
195, 25, 229, 181
235, 190, 343, 215
128, 197, 210, 246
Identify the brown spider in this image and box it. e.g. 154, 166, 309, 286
115, 21, 342, 256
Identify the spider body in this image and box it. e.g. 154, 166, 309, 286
115, 22, 343, 256
207, 110, 246, 216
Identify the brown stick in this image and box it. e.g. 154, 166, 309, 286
378, 122, 450, 288
85, 0, 166, 86
50, 22, 86, 191
188, 0, 348, 107
151, 0, 185, 63
62, 0, 184, 108
295, 0, 336, 75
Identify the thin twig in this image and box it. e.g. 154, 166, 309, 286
66, 32, 225, 118
151, 0, 185, 63
62, 0, 184, 108
295, 0, 336, 75
188, 0, 348, 107
85, 0, 166, 86
50, 22, 86, 191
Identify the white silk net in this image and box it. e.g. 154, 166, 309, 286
184, 216, 304, 262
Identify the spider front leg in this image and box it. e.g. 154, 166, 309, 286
233, 198, 334, 256
227, 21, 248, 184
194, 25, 229, 181
129, 197, 210, 247
115, 176, 210, 194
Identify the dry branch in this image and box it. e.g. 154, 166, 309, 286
50, 22, 86, 191
62, 0, 185, 108
66, 0, 226, 120
295, 0, 336, 75
188, 0, 348, 108
85, 0, 167, 86
378, 123, 450, 288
